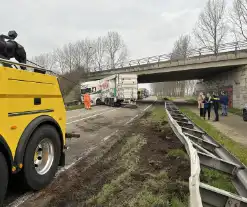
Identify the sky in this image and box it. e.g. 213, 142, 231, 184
2, 0, 233, 62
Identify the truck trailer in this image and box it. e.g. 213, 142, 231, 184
80, 74, 138, 107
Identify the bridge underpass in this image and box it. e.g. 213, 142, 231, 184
137, 65, 235, 83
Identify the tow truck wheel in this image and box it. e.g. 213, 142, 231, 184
0, 152, 8, 206
22, 125, 61, 190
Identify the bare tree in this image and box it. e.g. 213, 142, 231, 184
194, 0, 228, 54
54, 43, 75, 74
230, 0, 247, 41
171, 35, 192, 60
104, 31, 128, 69
62, 43, 75, 72
93, 37, 106, 71
72, 40, 85, 68
54, 48, 68, 74
32, 52, 55, 70
83, 38, 95, 72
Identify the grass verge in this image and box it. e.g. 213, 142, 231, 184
86, 106, 189, 207
228, 107, 242, 117
185, 96, 197, 104
180, 107, 247, 166
200, 167, 237, 193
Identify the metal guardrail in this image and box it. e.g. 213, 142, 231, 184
92, 41, 247, 71
0, 58, 45, 71
165, 101, 247, 207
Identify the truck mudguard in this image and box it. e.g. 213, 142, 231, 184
14, 115, 64, 168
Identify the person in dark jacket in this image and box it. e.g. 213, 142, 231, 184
220, 91, 229, 116
212, 92, 220, 121
203, 93, 212, 120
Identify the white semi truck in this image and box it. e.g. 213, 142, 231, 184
80, 74, 138, 106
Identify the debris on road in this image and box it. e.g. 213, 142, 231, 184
20, 106, 190, 207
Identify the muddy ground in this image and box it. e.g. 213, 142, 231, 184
20, 106, 190, 207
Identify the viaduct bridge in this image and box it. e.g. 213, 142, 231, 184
69, 41, 247, 108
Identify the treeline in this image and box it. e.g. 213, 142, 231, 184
32, 31, 127, 74
32, 31, 127, 96
152, 0, 247, 97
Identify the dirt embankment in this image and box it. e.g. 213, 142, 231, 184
21, 106, 190, 207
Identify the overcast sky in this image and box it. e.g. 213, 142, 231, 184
2, 0, 233, 60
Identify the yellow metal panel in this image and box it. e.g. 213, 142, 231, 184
0, 66, 66, 159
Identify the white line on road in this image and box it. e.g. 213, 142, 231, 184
56, 146, 97, 175
124, 114, 139, 126
66, 108, 119, 125
142, 98, 157, 112
103, 130, 119, 142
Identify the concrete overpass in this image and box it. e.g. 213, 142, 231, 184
88, 49, 247, 83
66, 41, 247, 108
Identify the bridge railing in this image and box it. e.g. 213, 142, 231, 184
91, 41, 247, 72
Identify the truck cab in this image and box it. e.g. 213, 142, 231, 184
80, 80, 102, 105
0, 58, 66, 205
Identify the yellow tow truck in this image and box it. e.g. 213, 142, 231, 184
0, 31, 70, 205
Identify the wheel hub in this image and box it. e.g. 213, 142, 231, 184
34, 138, 54, 175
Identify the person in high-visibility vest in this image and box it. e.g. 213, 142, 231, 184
212, 92, 220, 122
87, 93, 91, 109
84, 93, 89, 110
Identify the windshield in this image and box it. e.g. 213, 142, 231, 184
81, 88, 91, 94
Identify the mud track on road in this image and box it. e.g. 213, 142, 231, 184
20, 106, 190, 207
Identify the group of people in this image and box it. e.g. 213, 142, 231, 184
197, 91, 229, 122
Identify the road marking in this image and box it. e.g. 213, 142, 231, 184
124, 114, 139, 126
103, 130, 119, 142
7, 193, 34, 207
56, 146, 97, 175
67, 108, 110, 120
66, 108, 119, 125
142, 98, 157, 112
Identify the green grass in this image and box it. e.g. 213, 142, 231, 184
167, 149, 188, 160
180, 107, 247, 166
151, 106, 168, 122
201, 168, 237, 193
66, 104, 84, 111
228, 107, 242, 116
185, 96, 197, 104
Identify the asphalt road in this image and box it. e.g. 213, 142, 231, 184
5, 98, 156, 207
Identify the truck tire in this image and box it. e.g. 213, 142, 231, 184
22, 125, 61, 190
96, 99, 101, 105
243, 110, 247, 121
0, 152, 8, 206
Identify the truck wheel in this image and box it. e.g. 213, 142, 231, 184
22, 125, 61, 190
243, 110, 247, 121
96, 99, 101, 105
0, 152, 8, 206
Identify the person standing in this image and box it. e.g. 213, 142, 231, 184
203, 93, 212, 120
212, 92, 220, 122
84, 93, 89, 110
220, 91, 228, 116
197, 92, 204, 117
87, 93, 92, 110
